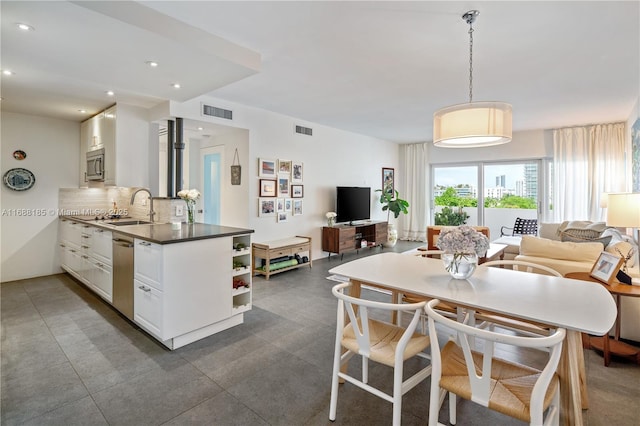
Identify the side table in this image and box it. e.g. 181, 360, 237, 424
565, 271, 640, 366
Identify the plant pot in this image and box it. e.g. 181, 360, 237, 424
384, 223, 398, 248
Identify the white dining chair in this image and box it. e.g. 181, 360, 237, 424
329, 282, 432, 426
425, 299, 566, 426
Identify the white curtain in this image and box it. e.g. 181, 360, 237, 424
399, 143, 429, 241
552, 122, 626, 222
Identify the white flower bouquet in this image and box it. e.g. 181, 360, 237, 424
326, 211, 337, 226
177, 189, 201, 201
177, 189, 200, 223
436, 225, 490, 276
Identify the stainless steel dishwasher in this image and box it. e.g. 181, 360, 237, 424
112, 233, 134, 320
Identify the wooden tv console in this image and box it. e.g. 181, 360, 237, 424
322, 221, 387, 257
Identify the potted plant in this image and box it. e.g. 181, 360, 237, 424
375, 189, 409, 247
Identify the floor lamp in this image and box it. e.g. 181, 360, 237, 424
606, 193, 640, 275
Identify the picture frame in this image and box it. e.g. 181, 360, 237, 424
278, 159, 292, 175
590, 251, 623, 284
284, 198, 292, 212
259, 179, 277, 197
278, 176, 290, 197
258, 158, 277, 178
277, 212, 288, 223
276, 198, 285, 212
382, 167, 394, 197
292, 199, 303, 216
291, 161, 303, 183
291, 184, 304, 198
258, 198, 276, 217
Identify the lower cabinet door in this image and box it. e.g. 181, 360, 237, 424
134, 279, 163, 339
92, 261, 113, 303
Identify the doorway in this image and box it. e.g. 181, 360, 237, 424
199, 146, 223, 224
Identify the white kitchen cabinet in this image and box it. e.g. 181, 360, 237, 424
134, 240, 162, 289
78, 103, 149, 187
91, 228, 112, 264
91, 258, 112, 302
134, 279, 163, 338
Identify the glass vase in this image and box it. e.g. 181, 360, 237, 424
186, 201, 195, 224
327, 217, 335, 227
442, 252, 478, 280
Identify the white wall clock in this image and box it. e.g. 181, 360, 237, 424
3, 168, 36, 191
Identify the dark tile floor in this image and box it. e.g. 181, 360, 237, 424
2, 241, 639, 425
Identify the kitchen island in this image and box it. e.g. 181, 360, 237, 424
59, 216, 254, 349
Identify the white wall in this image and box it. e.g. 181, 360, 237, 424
160, 96, 399, 260
1, 112, 79, 282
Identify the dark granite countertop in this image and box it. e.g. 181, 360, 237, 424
61, 216, 253, 245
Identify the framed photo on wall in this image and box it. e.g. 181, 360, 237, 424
285, 198, 292, 212
291, 161, 303, 183
278, 159, 292, 175
258, 198, 276, 217
292, 199, 303, 216
258, 158, 277, 178
259, 179, 277, 197
277, 212, 288, 222
590, 251, 623, 284
382, 167, 394, 197
276, 198, 285, 212
291, 184, 304, 198
278, 176, 290, 197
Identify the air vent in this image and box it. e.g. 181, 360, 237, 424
295, 125, 313, 136
202, 104, 233, 120
158, 127, 168, 136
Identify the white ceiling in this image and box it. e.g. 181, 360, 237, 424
1, 1, 638, 144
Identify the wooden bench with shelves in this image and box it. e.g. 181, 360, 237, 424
251, 236, 312, 280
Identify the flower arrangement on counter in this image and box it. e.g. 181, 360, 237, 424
177, 189, 201, 224
326, 211, 337, 227
436, 225, 490, 276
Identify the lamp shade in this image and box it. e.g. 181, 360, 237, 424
606, 193, 640, 227
433, 101, 512, 148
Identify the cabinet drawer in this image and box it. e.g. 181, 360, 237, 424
290, 244, 309, 254
269, 248, 292, 257
134, 239, 162, 289
91, 260, 112, 303
134, 279, 163, 339
339, 228, 356, 241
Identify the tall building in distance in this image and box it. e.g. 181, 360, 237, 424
524, 164, 538, 199
496, 175, 506, 188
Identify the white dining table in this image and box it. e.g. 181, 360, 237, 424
329, 252, 617, 426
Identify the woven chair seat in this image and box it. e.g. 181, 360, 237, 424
342, 319, 430, 367
439, 341, 559, 423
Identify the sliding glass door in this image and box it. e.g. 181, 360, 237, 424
433, 160, 543, 240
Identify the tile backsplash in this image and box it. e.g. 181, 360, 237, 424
58, 187, 186, 223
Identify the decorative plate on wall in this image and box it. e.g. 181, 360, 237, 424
13, 150, 27, 160
3, 168, 36, 191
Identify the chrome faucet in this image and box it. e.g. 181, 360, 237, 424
130, 188, 155, 222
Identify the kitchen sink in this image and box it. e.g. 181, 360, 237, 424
107, 220, 153, 226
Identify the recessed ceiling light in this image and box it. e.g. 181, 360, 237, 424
16, 23, 34, 31
2, 70, 15, 76
197, 127, 204, 131
78, 109, 87, 113
172, 83, 181, 89
105, 90, 115, 96
145, 61, 159, 67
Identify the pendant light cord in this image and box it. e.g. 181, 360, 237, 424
468, 20, 474, 103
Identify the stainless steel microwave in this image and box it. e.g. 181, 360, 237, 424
86, 148, 105, 181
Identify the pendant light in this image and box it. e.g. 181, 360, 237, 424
433, 10, 512, 148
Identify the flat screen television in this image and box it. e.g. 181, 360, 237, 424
336, 186, 371, 224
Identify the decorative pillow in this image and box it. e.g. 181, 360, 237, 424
560, 233, 612, 247
520, 235, 603, 262
602, 228, 637, 268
